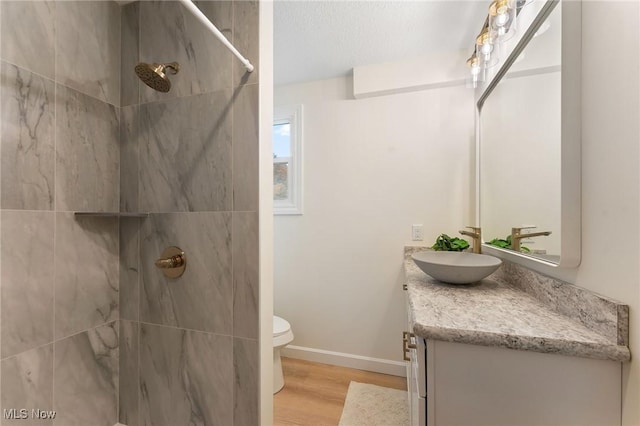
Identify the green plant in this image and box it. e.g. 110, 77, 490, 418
431, 234, 470, 252
487, 235, 530, 252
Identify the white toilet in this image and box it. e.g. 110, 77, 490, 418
273, 315, 294, 394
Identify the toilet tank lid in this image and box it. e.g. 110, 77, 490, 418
273, 316, 291, 336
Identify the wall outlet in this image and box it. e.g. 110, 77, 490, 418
411, 224, 424, 241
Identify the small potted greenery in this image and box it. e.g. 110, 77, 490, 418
431, 234, 470, 252
487, 235, 530, 252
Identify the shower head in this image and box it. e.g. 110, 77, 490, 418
134, 62, 180, 93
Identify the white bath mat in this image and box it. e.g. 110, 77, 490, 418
338, 381, 409, 426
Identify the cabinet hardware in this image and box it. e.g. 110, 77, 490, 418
403, 336, 410, 361
403, 331, 415, 341
403, 331, 417, 360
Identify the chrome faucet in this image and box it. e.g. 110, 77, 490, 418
511, 226, 551, 252
459, 226, 482, 254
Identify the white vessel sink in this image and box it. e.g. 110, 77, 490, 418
411, 251, 502, 284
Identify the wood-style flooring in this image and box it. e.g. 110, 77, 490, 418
274, 357, 407, 426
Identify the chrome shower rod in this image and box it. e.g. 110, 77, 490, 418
177, 0, 255, 73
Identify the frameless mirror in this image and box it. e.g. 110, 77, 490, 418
478, 0, 581, 268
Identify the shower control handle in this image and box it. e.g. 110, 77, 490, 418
155, 254, 185, 269
155, 246, 187, 279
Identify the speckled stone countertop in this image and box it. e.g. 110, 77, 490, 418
404, 248, 631, 362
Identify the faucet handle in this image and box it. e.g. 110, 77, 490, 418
512, 225, 536, 234
464, 226, 481, 232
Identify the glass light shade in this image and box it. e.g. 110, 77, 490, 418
465, 70, 485, 89
466, 54, 485, 88
467, 55, 481, 76
476, 31, 493, 54
476, 30, 499, 68
489, 0, 517, 41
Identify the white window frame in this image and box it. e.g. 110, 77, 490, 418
273, 104, 303, 215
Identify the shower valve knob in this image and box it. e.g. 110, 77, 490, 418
155, 246, 186, 278
155, 254, 184, 269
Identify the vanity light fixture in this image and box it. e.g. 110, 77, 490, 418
489, 0, 517, 41
465, 16, 497, 88
466, 0, 525, 88
476, 25, 499, 68
466, 51, 485, 88
467, 52, 481, 75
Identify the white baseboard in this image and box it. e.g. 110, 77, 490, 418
281, 345, 407, 377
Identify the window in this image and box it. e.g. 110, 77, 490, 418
273, 104, 303, 215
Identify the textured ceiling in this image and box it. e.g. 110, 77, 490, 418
274, 1, 490, 86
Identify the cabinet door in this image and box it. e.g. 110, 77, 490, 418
430, 340, 622, 426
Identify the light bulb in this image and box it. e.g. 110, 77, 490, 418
495, 12, 508, 27
489, 0, 516, 41
465, 52, 486, 88
467, 55, 479, 73
476, 31, 494, 56
466, 54, 482, 76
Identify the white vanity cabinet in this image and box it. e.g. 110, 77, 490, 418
429, 340, 620, 426
405, 337, 622, 426
404, 297, 623, 426
403, 246, 630, 426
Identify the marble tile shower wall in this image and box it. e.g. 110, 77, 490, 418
118, 2, 259, 426
0, 1, 121, 426
0, 1, 258, 424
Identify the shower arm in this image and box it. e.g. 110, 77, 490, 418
177, 0, 255, 73
162, 62, 180, 75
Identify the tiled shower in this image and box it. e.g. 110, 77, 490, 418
0, 1, 259, 425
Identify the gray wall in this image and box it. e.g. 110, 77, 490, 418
0, 1, 259, 426
0, 1, 121, 425
119, 2, 259, 426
